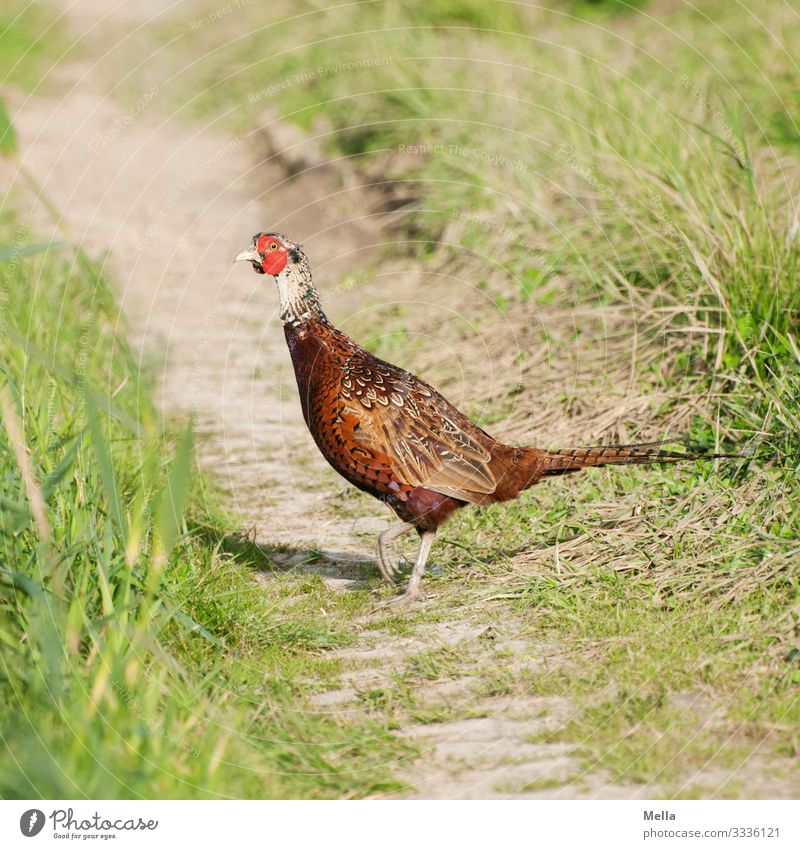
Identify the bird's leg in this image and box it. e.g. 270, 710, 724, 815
391, 530, 437, 604
402, 530, 436, 601
376, 521, 415, 582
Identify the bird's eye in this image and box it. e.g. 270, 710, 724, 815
269, 242, 278, 251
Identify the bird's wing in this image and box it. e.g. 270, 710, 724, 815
332, 351, 498, 500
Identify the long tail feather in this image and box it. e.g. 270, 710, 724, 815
540, 441, 739, 476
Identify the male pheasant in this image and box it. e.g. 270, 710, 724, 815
235, 232, 728, 602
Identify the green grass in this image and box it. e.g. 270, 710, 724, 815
3, 0, 800, 798
170, 0, 800, 374
153, 0, 800, 792
0, 197, 416, 797
428, 456, 800, 790
0, 15, 413, 796
0, 1, 71, 90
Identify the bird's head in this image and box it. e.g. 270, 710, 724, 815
234, 232, 306, 277
234, 231, 323, 323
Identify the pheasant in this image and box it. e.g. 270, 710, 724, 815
235, 232, 730, 602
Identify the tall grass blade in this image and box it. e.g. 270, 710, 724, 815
156, 421, 193, 560
0, 242, 63, 262
0, 98, 17, 156
85, 390, 129, 540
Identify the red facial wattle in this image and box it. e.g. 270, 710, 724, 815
255, 235, 289, 276
261, 251, 288, 275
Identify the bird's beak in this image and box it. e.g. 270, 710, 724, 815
233, 248, 260, 264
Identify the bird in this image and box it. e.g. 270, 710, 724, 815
235, 231, 732, 603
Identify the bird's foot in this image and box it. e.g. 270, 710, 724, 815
375, 526, 434, 606
373, 584, 422, 610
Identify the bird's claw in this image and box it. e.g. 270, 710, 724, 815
375, 524, 433, 602
373, 586, 421, 610
377, 544, 406, 583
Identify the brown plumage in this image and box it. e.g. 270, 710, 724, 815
235, 232, 732, 602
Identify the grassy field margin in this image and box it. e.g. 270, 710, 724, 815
163, 0, 800, 793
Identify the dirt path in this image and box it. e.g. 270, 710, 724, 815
9, 1, 784, 800
10, 10, 388, 561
